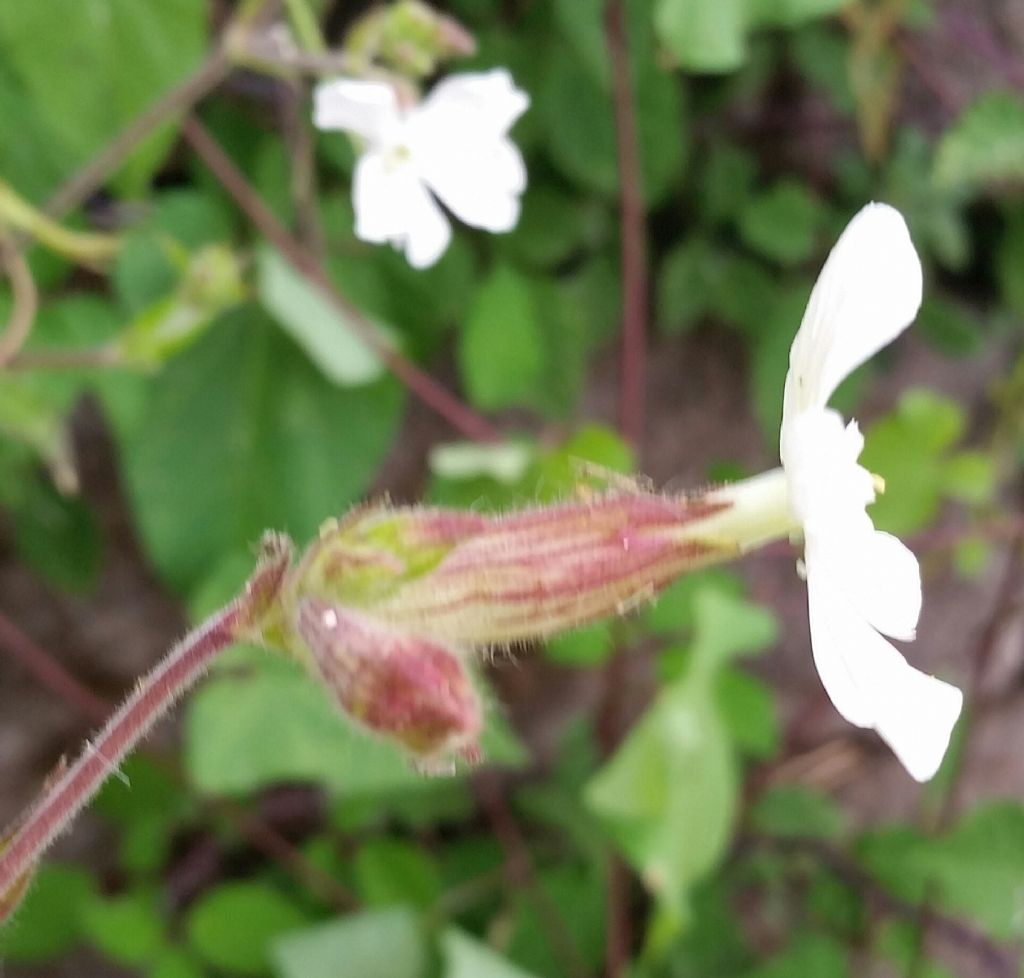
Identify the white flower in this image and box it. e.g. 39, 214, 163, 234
314, 69, 529, 269
781, 202, 963, 782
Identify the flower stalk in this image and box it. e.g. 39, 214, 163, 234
0, 475, 799, 911
0, 537, 293, 909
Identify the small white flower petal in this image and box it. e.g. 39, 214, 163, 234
351, 153, 451, 268
872, 664, 963, 782
416, 68, 529, 138
782, 203, 923, 428
351, 151, 414, 244
401, 183, 452, 269
313, 79, 400, 142
805, 550, 875, 728
419, 137, 526, 232
805, 541, 962, 781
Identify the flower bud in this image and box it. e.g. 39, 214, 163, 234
294, 597, 482, 771
346, 0, 476, 79
291, 481, 792, 646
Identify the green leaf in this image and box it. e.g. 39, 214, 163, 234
997, 204, 1024, 317
586, 588, 775, 917
148, 949, 208, 978
543, 0, 687, 203
750, 286, 810, 444
934, 91, 1024, 192
273, 908, 426, 978
187, 881, 307, 975
81, 888, 166, 966
545, 622, 615, 667
642, 569, 744, 635
505, 862, 606, 976
116, 244, 246, 369
747, 0, 847, 28
257, 245, 387, 386
789, 24, 855, 114
185, 657, 524, 796
750, 785, 847, 839
443, 929, 544, 978
857, 803, 1024, 941
657, 237, 724, 334
882, 130, 970, 272
499, 186, 599, 268
119, 308, 404, 590
586, 675, 737, 917
186, 657, 425, 795
0, 0, 208, 197
688, 589, 779, 675
861, 389, 988, 535
716, 668, 779, 758
10, 476, 101, 592
739, 182, 826, 265
916, 297, 981, 356
0, 864, 95, 963
941, 451, 995, 504
872, 921, 957, 978
698, 144, 759, 225
353, 840, 442, 910
655, 0, 747, 73
459, 265, 544, 411
743, 934, 849, 978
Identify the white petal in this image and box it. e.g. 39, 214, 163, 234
352, 152, 413, 243
781, 408, 875, 529
872, 665, 963, 782
419, 137, 526, 232
401, 184, 452, 268
417, 69, 529, 137
405, 70, 529, 234
782, 203, 923, 430
805, 547, 875, 727
805, 542, 962, 781
352, 153, 451, 268
313, 78, 400, 142
830, 529, 922, 641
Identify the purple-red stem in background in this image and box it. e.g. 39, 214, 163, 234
605, 0, 649, 457
603, 2, 647, 971
179, 116, 500, 445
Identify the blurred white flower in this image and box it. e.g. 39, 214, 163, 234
780, 202, 963, 782
314, 69, 529, 269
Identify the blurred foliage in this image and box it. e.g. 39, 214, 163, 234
1, 0, 1022, 976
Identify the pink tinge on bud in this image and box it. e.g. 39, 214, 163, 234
365, 492, 731, 643
435, 14, 477, 56
295, 598, 482, 769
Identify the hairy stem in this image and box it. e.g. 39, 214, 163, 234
0, 602, 243, 899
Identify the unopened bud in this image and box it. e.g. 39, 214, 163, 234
345, 0, 476, 78
294, 598, 482, 770
292, 485, 777, 645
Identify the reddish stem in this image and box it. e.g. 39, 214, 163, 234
179, 116, 500, 445
0, 602, 242, 897
605, 0, 649, 456
0, 610, 108, 723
